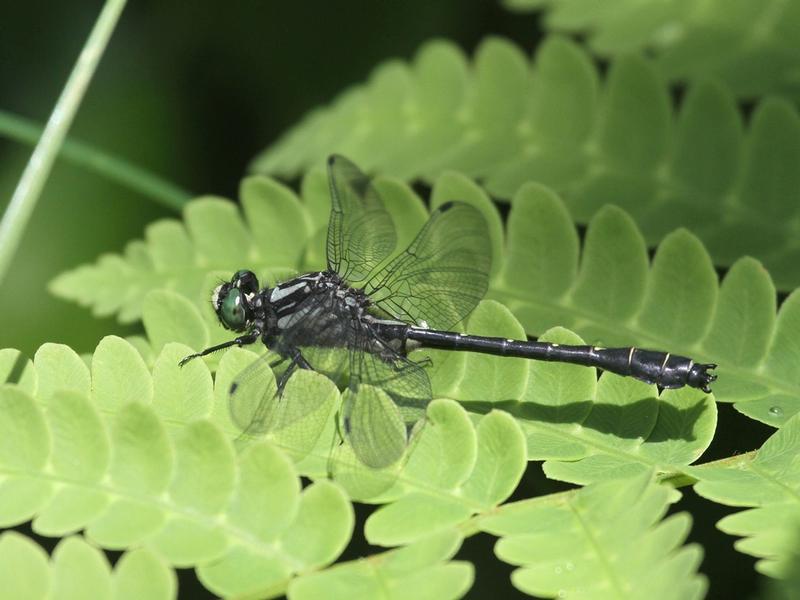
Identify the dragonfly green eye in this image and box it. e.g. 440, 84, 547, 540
220, 288, 246, 330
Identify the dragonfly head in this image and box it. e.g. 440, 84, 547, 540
212, 269, 260, 332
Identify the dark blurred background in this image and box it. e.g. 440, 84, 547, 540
0, 1, 770, 598
0, 0, 536, 356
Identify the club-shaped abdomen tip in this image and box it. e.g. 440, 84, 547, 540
688, 363, 717, 393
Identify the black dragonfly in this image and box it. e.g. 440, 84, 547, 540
180, 155, 716, 472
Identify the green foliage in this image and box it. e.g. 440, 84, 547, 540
504, 0, 800, 100
482, 471, 706, 598
289, 530, 473, 600
248, 35, 800, 290
0, 326, 561, 596
44, 153, 800, 593
0, 341, 358, 598
2, 323, 717, 597
8, 0, 800, 593
50, 171, 800, 428
131, 286, 722, 492
688, 413, 800, 579
0, 532, 176, 600
492, 184, 793, 429
761, 534, 800, 600
515, 329, 716, 486
50, 181, 308, 324
364, 400, 526, 545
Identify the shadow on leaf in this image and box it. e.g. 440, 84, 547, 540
461, 392, 709, 443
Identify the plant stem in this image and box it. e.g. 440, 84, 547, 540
0, 109, 191, 212
0, 0, 128, 284
658, 449, 757, 487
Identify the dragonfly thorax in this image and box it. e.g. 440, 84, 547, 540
268, 270, 372, 333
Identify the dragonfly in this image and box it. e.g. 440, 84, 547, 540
180, 155, 717, 473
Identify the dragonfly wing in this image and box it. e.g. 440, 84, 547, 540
326, 155, 397, 283
327, 331, 430, 499
228, 353, 338, 460
340, 385, 407, 469
366, 201, 491, 330
342, 329, 431, 468
228, 351, 281, 437
228, 292, 347, 456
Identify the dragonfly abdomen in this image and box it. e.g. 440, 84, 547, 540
404, 327, 716, 392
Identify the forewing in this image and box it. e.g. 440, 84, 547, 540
366, 201, 491, 330
326, 154, 397, 283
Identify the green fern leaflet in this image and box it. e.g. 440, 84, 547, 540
49, 171, 800, 426
504, 0, 800, 100
251, 36, 800, 290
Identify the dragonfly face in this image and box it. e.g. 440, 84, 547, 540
212, 269, 261, 332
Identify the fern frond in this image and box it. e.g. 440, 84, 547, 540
491, 184, 789, 429
0, 531, 177, 600
0, 325, 722, 596
48, 171, 800, 427
0, 348, 36, 395
50, 178, 310, 324
135, 289, 719, 497
0, 336, 533, 597
504, 0, 800, 100
360, 400, 527, 545
289, 530, 473, 600
0, 342, 354, 599
514, 327, 716, 486
407, 304, 716, 488
0, 532, 176, 599
250, 36, 800, 289
0, 333, 590, 596
481, 471, 707, 598
689, 413, 800, 578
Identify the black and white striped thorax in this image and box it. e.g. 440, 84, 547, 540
263, 270, 409, 350
267, 271, 329, 328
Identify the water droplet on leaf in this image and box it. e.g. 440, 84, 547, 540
769, 406, 783, 417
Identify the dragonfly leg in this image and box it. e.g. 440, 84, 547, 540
178, 329, 261, 367
275, 347, 313, 396
413, 356, 433, 369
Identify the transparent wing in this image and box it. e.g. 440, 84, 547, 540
228, 291, 348, 457
279, 289, 430, 470
228, 351, 336, 460
231, 277, 431, 482
227, 351, 281, 437
326, 154, 397, 283
365, 201, 491, 330
327, 328, 431, 500
342, 328, 431, 469
340, 385, 407, 470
